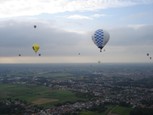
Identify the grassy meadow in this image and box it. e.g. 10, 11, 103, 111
79, 105, 132, 115
0, 84, 85, 106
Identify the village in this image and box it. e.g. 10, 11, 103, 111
0, 64, 153, 114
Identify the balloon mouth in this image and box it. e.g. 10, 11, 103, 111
99, 47, 103, 52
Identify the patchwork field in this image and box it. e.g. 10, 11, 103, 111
0, 84, 85, 106
32, 98, 58, 105
79, 105, 132, 115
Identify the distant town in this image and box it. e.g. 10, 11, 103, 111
0, 63, 153, 115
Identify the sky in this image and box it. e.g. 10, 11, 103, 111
0, 0, 153, 63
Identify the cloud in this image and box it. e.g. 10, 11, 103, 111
92, 13, 106, 18
109, 24, 153, 46
67, 14, 92, 20
0, 0, 152, 18
0, 19, 90, 57
66, 13, 106, 20
0, 19, 153, 63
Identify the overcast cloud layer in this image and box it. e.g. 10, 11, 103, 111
0, 0, 153, 18
0, 20, 89, 56
0, 20, 153, 59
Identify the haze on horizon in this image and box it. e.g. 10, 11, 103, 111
0, 0, 153, 63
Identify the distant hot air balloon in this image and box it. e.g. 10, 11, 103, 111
92, 29, 110, 52
19, 54, 21, 56
38, 53, 41, 56
34, 25, 37, 28
98, 61, 101, 64
147, 53, 149, 56
32, 43, 40, 53
150, 57, 152, 60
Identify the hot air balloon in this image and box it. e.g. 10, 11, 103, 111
98, 61, 101, 64
92, 29, 110, 52
147, 53, 149, 56
34, 25, 37, 28
32, 43, 40, 53
38, 53, 41, 56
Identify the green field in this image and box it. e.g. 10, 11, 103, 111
79, 105, 132, 115
111, 105, 132, 115
0, 84, 85, 106
0, 84, 133, 114
80, 111, 102, 115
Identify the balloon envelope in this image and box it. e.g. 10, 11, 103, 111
92, 29, 110, 52
34, 25, 37, 28
147, 53, 149, 56
32, 43, 40, 53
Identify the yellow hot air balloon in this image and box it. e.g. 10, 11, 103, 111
32, 43, 40, 53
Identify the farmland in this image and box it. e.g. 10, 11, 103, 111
0, 84, 86, 106
0, 63, 153, 114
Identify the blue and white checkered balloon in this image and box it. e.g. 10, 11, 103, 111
92, 29, 110, 52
